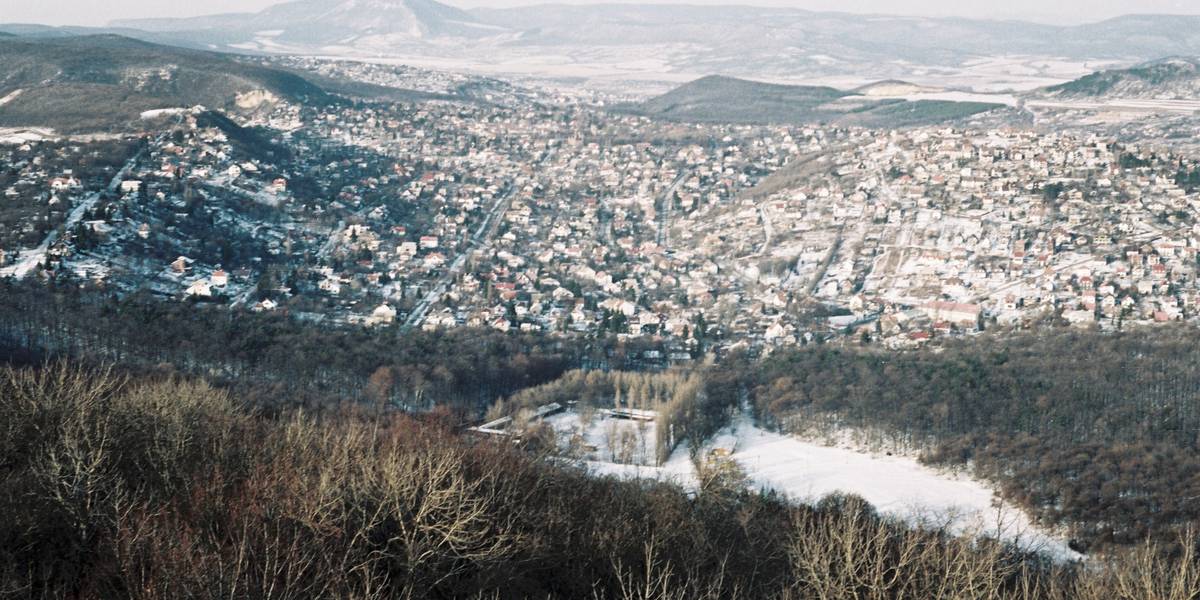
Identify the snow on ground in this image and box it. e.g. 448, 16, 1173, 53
545, 409, 698, 491
0, 127, 55, 145
1, 147, 145, 279
140, 108, 191, 120
582, 440, 698, 493
722, 412, 1081, 561
0, 89, 23, 108
545, 410, 658, 466
538, 406, 1079, 561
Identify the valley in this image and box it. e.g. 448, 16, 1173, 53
5, 2, 1200, 597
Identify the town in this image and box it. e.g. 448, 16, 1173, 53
4, 57, 1200, 355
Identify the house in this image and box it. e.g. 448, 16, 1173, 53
185, 279, 212, 298
210, 269, 229, 287
367, 304, 397, 327
319, 279, 342, 295
419, 236, 439, 249
919, 301, 980, 327
50, 176, 80, 192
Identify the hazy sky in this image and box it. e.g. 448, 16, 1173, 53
4, 0, 1200, 27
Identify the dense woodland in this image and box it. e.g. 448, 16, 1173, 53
3, 361, 1200, 600
0, 280, 584, 413
743, 329, 1200, 553
5, 279, 1200, 560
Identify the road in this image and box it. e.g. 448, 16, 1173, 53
804, 228, 844, 297
655, 170, 689, 248
1, 144, 146, 279
401, 182, 517, 331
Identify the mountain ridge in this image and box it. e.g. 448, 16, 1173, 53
94, 4, 1200, 86
112, 0, 509, 46
0, 34, 330, 132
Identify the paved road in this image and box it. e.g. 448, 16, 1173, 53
655, 170, 689, 248
401, 182, 517, 331
1, 144, 147, 279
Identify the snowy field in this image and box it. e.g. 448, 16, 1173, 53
717, 413, 1081, 561
0, 89, 23, 108
544, 405, 1080, 561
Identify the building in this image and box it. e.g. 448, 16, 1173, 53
919, 301, 981, 327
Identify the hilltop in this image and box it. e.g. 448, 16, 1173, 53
1044, 57, 1200, 100
113, 0, 508, 50
0, 34, 329, 132
625, 75, 1004, 128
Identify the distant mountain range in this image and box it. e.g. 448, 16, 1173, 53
90, 0, 1200, 86
115, 0, 504, 48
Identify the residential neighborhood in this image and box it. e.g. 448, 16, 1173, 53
5, 57, 1200, 355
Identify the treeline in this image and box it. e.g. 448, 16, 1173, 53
5, 361, 1200, 599
0, 280, 576, 414
502, 369, 728, 463
742, 327, 1200, 553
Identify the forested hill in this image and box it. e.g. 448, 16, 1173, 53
5, 276, 1200, 556
0, 280, 576, 412
623, 75, 1004, 128
1044, 57, 1200, 99
0, 34, 330, 132
745, 327, 1200, 553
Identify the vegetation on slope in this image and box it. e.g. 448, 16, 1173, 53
624, 75, 1002, 127
0, 34, 330, 131
0, 280, 575, 413
3, 361, 1199, 599
744, 327, 1200, 553
1046, 58, 1200, 97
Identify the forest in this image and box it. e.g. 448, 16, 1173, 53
3, 360, 1200, 600
0, 279, 582, 414
742, 327, 1200, 553
4, 278, 1200, 560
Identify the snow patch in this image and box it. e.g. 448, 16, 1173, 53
722, 413, 1082, 561
140, 107, 190, 120
0, 89, 23, 108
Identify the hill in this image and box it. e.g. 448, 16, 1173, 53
625, 75, 1003, 128
113, 0, 509, 51
0, 35, 330, 132
1044, 57, 1200, 99
97, 5, 1200, 84
631, 75, 848, 123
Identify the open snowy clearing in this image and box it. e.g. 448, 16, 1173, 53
717, 413, 1081, 561
556, 405, 1081, 562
